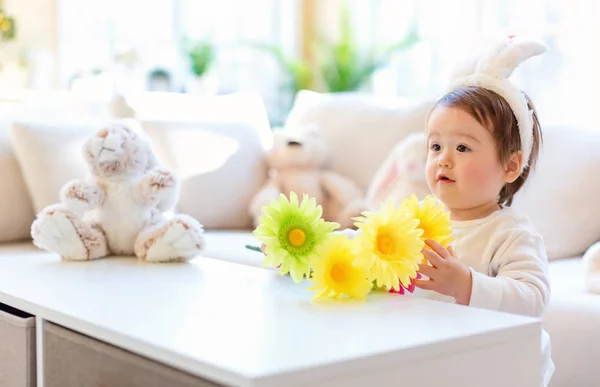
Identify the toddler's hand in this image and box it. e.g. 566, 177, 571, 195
261, 243, 266, 255
414, 239, 472, 305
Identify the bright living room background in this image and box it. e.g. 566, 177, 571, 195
0, 0, 597, 128
1, 3, 600, 386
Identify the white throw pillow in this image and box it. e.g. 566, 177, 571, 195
0, 120, 35, 242
285, 90, 434, 190
143, 120, 269, 230
512, 125, 600, 260
10, 121, 100, 213
141, 93, 272, 230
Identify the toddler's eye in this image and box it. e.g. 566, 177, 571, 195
430, 143, 441, 152
457, 144, 469, 152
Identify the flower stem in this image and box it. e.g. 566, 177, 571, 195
245, 245, 262, 253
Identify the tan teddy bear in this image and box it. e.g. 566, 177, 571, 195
248, 125, 366, 229
31, 119, 205, 262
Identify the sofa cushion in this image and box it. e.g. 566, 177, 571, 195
5, 90, 118, 216
10, 121, 100, 213
9, 92, 271, 231
0, 119, 35, 242
143, 120, 269, 230
512, 126, 600, 260
284, 90, 434, 190
544, 257, 600, 387
141, 92, 272, 230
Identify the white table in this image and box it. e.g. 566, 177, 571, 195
0, 243, 542, 387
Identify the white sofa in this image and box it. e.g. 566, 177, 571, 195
1, 90, 599, 387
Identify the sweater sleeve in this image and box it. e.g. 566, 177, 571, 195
468, 231, 551, 317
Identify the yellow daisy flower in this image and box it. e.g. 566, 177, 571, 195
253, 192, 339, 283
399, 194, 453, 248
353, 200, 425, 291
308, 234, 373, 301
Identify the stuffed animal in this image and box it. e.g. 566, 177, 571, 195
583, 242, 600, 293
248, 125, 366, 229
31, 119, 205, 262
365, 132, 430, 209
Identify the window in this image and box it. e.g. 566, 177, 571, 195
19, 0, 600, 129
56, 0, 300, 124
345, 0, 599, 128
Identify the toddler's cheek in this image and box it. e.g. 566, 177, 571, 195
425, 164, 438, 188
462, 164, 493, 187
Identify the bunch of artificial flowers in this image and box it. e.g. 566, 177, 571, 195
249, 192, 452, 302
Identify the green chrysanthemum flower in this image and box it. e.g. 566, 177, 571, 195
253, 192, 340, 283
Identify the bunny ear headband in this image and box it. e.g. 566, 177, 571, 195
444, 36, 547, 173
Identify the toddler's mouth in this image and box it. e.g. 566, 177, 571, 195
437, 174, 455, 183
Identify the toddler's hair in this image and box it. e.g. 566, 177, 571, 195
434, 86, 542, 206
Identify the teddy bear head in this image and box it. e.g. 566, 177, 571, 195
83, 119, 157, 179
266, 125, 329, 171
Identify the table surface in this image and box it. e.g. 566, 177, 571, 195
0, 242, 540, 387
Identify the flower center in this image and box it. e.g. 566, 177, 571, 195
330, 262, 347, 282
288, 228, 306, 247
377, 233, 395, 255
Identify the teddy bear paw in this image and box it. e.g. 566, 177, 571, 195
135, 215, 205, 263
31, 205, 108, 261
134, 169, 178, 207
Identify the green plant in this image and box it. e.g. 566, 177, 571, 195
0, 8, 16, 42
187, 41, 215, 77
250, 42, 313, 96
318, 3, 419, 92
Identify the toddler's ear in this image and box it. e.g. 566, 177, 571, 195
504, 151, 524, 183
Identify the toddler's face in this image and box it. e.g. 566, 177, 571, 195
425, 106, 507, 217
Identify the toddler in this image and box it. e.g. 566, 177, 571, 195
412, 37, 554, 386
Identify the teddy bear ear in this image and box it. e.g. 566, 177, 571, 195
116, 119, 158, 170
115, 118, 145, 138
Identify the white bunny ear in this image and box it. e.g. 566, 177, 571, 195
449, 37, 547, 83
476, 37, 547, 79
448, 51, 481, 82
444, 36, 547, 175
